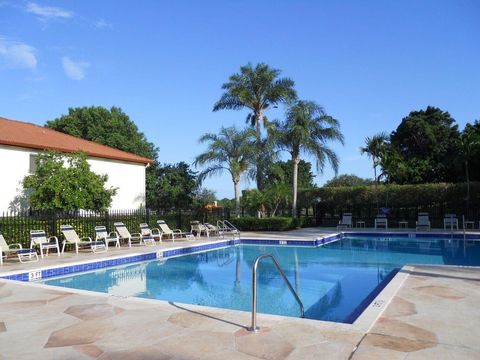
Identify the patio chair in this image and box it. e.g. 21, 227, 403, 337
204, 223, 220, 237
30, 230, 60, 258
94, 226, 120, 249
156, 220, 185, 241
374, 214, 388, 230
190, 221, 210, 238
443, 214, 459, 230
114, 222, 142, 247
1, 233, 38, 265
60, 225, 107, 254
337, 213, 353, 229
139, 223, 160, 246
416, 213, 431, 231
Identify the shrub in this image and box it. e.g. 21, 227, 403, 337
231, 217, 297, 231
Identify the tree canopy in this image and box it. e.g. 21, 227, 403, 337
148, 162, 198, 209
194, 126, 256, 215
324, 174, 373, 187
213, 63, 297, 190
265, 160, 316, 190
46, 106, 158, 159
23, 152, 116, 211
386, 106, 460, 183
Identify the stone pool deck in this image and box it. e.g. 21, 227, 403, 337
0, 228, 479, 359
1, 265, 479, 359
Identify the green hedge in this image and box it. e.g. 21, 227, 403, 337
299, 182, 480, 209
231, 217, 306, 231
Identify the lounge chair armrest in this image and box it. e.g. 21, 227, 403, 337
130, 232, 141, 238
173, 229, 183, 233
81, 236, 93, 242
151, 228, 161, 235
9, 243, 22, 249
48, 236, 59, 244
108, 232, 119, 238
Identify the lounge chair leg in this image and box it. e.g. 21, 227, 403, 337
62, 241, 66, 254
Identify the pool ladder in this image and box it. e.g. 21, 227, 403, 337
248, 254, 305, 332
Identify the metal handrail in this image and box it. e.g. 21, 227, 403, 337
248, 254, 304, 332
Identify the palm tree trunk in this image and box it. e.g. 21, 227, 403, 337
255, 112, 263, 191
374, 162, 379, 214
233, 178, 241, 217
292, 155, 300, 218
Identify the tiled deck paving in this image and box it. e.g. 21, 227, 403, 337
0, 229, 479, 359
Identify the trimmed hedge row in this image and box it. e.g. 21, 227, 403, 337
299, 182, 480, 209
230, 217, 314, 231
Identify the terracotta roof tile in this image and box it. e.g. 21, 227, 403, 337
0, 116, 153, 164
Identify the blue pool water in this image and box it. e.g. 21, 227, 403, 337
44, 237, 480, 323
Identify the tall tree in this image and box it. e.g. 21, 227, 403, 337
275, 100, 344, 217
194, 126, 256, 216
360, 132, 388, 212
46, 106, 159, 207
387, 106, 461, 184
213, 63, 297, 190
148, 162, 198, 209
23, 151, 116, 211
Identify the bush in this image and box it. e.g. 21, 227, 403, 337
231, 217, 298, 231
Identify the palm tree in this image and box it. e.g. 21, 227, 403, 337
213, 63, 297, 189
275, 100, 344, 217
194, 127, 255, 216
360, 133, 389, 212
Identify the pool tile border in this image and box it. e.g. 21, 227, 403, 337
2, 231, 478, 282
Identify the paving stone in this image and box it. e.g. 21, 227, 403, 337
236, 331, 295, 360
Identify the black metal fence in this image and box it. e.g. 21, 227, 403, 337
314, 203, 480, 228
0, 208, 231, 247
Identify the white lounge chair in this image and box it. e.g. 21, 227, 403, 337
139, 223, 160, 246
156, 220, 185, 241
30, 230, 60, 258
1, 233, 38, 265
416, 213, 431, 231
60, 225, 107, 254
190, 221, 210, 238
337, 213, 353, 229
204, 223, 220, 237
114, 222, 142, 247
94, 226, 120, 249
443, 214, 458, 230
374, 214, 388, 229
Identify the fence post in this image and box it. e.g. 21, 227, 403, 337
177, 209, 182, 229
51, 210, 57, 236
105, 210, 110, 230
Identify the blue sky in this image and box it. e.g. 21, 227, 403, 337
1, 1, 479, 198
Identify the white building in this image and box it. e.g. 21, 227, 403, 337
0, 116, 152, 212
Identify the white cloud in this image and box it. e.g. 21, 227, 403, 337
61, 56, 89, 80
95, 19, 112, 29
26, 2, 73, 20
0, 36, 37, 69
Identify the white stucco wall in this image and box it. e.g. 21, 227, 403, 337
0, 145, 146, 212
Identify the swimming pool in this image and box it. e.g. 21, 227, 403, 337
43, 236, 480, 323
